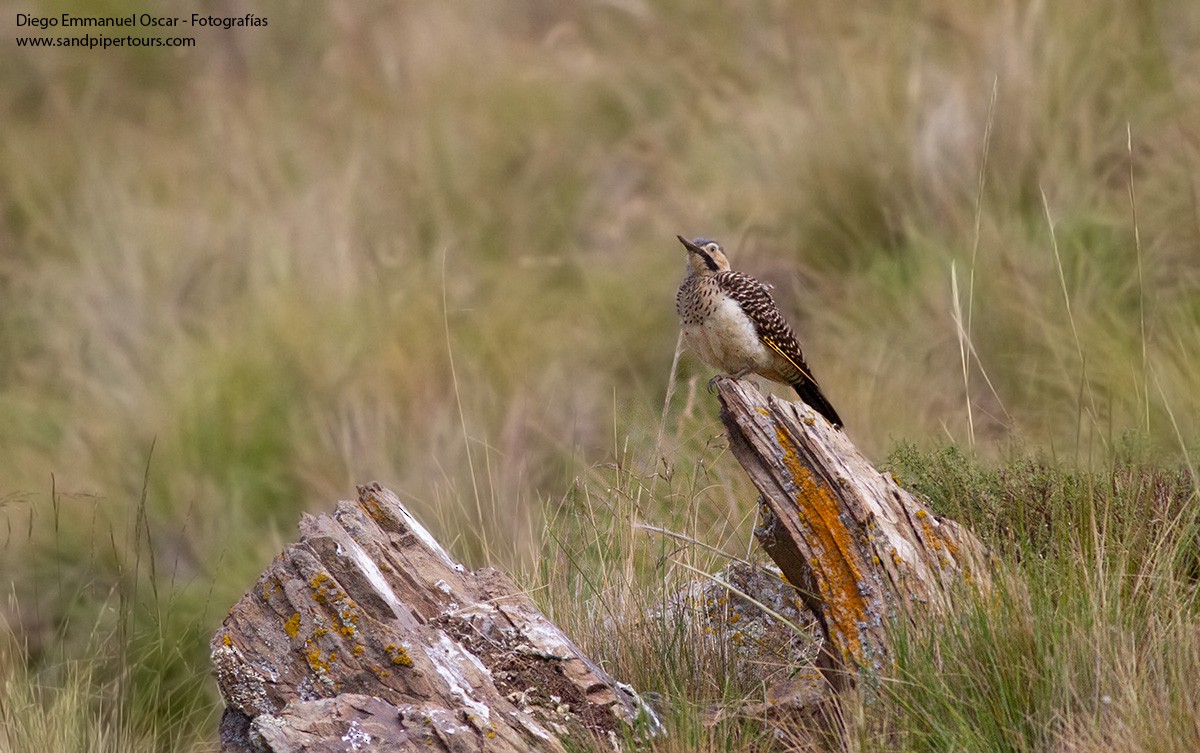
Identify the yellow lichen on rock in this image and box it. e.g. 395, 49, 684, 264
305, 641, 332, 674
385, 643, 413, 667
337, 605, 360, 637
308, 572, 332, 601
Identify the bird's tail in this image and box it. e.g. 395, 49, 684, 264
792, 380, 843, 429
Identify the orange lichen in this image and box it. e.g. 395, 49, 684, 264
222, 634, 232, 647
939, 527, 960, 560
284, 613, 301, 639
359, 492, 387, 525
337, 605, 360, 637
308, 572, 363, 638
918, 514, 959, 568
385, 643, 413, 667
774, 425, 872, 666
305, 642, 332, 673
309, 572, 332, 601
353, 645, 365, 657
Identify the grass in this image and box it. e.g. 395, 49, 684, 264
868, 447, 1200, 753
2, 0, 1200, 750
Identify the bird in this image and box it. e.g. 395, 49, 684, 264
674, 235, 843, 429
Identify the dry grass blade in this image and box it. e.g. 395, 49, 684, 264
1127, 123, 1150, 433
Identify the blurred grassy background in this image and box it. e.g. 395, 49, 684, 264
2, 1, 1200, 750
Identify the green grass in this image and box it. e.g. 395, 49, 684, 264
3, 0, 1200, 750
866, 447, 1200, 753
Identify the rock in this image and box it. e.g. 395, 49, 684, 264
211, 482, 660, 752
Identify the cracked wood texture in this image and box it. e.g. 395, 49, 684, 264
212, 482, 658, 752
715, 378, 991, 683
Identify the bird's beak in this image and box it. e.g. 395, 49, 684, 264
677, 235, 702, 253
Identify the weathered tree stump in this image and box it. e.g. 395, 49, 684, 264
715, 378, 991, 685
211, 482, 660, 752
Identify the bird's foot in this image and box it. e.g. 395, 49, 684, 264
709, 372, 752, 393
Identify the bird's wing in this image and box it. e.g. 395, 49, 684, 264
760, 336, 817, 385
715, 271, 818, 385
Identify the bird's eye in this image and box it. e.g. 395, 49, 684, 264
707, 244, 720, 253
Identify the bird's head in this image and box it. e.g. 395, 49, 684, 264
678, 235, 730, 277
